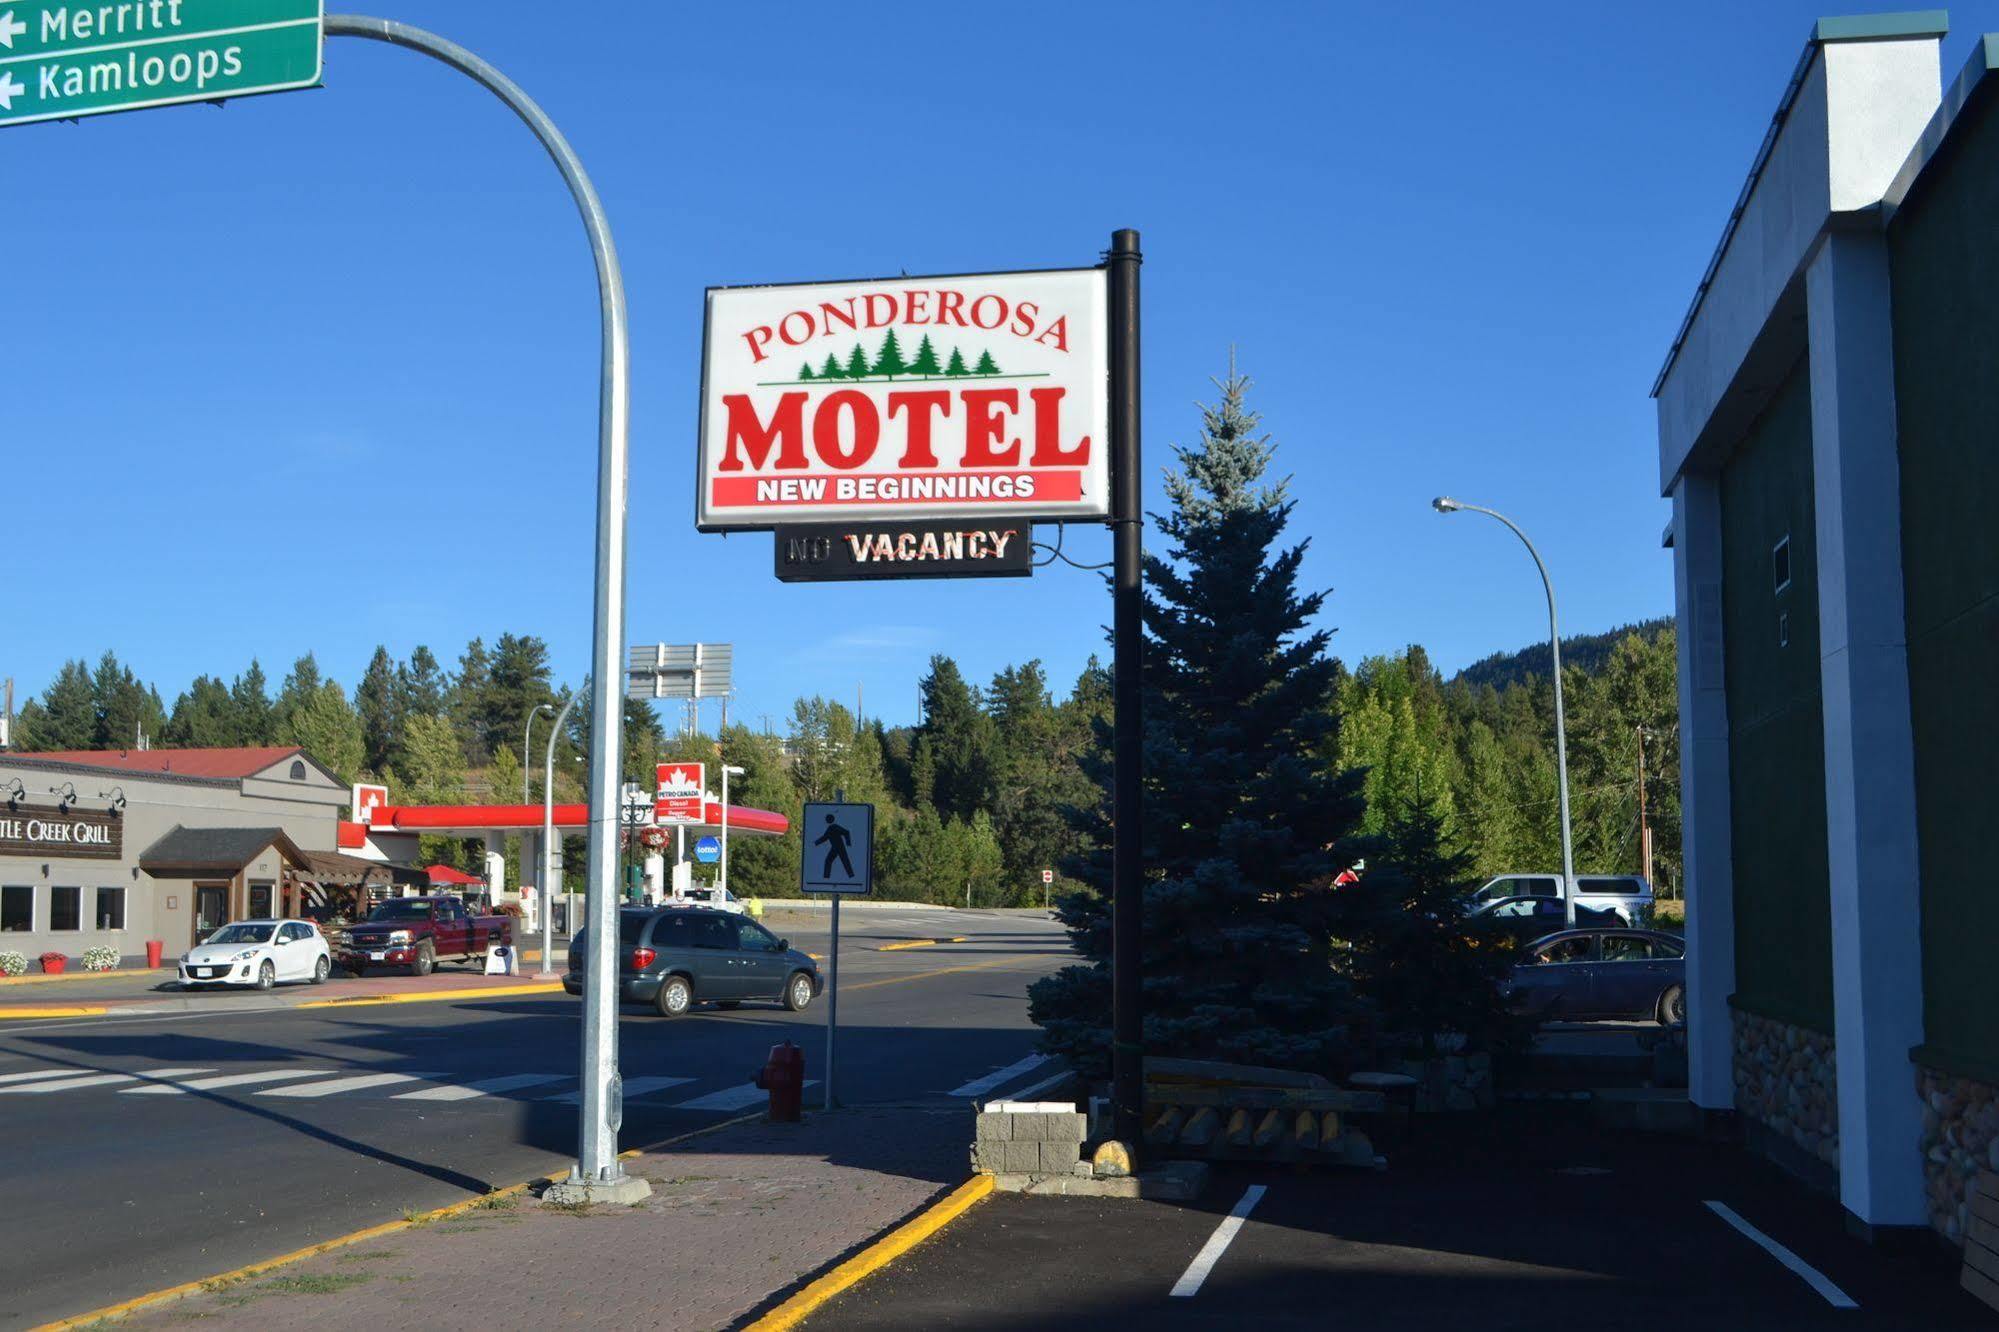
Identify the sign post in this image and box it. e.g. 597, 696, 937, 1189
0, 0, 325, 128
800, 795, 872, 1111
1107, 229, 1145, 1154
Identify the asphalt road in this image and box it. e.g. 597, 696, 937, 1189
815, 1102, 1993, 1331
0, 907, 1071, 1328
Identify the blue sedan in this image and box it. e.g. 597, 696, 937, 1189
1503, 928, 1686, 1024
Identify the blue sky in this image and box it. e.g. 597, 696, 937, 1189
10, 2, 1996, 730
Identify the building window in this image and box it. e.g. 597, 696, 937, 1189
1772, 535, 1792, 594
50, 886, 81, 932
1779, 611, 1790, 649
249, 882, 273, 919
290, 761, 307, 780
1, 886, 30, 932
96, 887, 127, 931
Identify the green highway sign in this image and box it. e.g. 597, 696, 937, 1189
0, 1, 323, 129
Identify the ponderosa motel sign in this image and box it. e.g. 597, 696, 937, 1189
695, 269, 1111, 537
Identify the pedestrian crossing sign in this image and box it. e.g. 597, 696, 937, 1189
801, 801, 873, 895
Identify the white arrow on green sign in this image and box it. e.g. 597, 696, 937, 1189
0, 0, 322, 128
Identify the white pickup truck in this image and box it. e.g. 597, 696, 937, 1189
1469, 873, 1653, 925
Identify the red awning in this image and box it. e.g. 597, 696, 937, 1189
425, 864, 485, 887
365, 801, 790, 837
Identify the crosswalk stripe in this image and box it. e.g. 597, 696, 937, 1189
671, 1080, 816, 1112
0, 1068, 99, 1086
948, 1053, 1052, 1098
540, 1075, 692, 1105
123, 1069, 338, 1096
0, 1068, 213, 1094
258, 1071, 439, 1099
394, 1073, 569, 1102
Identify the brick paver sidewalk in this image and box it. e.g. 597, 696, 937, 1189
115, 1104, 969, 1331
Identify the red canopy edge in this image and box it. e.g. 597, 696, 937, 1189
364, 802, 791, 837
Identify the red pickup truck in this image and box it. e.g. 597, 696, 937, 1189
336, 896, 513, 977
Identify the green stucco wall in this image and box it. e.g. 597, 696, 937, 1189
1720, 356, 1835, 1033
1888, 84, 1999, 1080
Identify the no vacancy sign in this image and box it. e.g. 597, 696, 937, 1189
697, 269, 1110, 530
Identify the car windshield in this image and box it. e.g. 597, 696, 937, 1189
367, 901, 435, 921
206, 924, 275, 945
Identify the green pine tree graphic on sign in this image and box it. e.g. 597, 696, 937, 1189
973, 349, 1001, 376
845, 344, 870, 379
821, 353, 844, 380
907, 334, 943, 377
871, 329, 909, 379
798, 363, 815, 380
944, 348, 969, 377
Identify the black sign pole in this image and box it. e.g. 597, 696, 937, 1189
1107, 228, 1144, 1151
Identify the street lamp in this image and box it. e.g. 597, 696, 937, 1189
524, 703, 556, 804
538, 694, 580, 977
720, 764, 745, 900
1432, 496, 1578, 929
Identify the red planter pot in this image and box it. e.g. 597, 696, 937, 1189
39, 955, 67, 975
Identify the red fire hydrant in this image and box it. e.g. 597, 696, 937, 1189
754, 1040, 805, 1122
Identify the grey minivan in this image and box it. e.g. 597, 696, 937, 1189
563, 907, 822, 1018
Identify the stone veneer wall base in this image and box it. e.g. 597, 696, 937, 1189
1915, 1063, 1999, 1247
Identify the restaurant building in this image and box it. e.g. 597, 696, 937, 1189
1657, 12, 1999, 1248
0, 746, 386, 961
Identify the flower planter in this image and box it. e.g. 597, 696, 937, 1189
39, 954, 67, 975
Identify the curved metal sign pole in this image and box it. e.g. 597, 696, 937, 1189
322, 16, 637, 1199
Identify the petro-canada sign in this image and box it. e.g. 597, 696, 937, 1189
696, 269, 1110, 530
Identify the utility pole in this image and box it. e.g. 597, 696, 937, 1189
1107, 228, 1145, 1152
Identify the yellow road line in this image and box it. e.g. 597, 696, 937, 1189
0, 967, 163, 986
32, 1111, 764, 1331
0, 1006, 109, 1020
746, 1174, 995, 1331
875, 936, 970, 952
297, 980, 563, 1009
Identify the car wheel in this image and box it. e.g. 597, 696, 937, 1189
413, 945, 435, 978
311, 955, 330, 985
655, 975, 693, 1018
256, 961, 275, 991
784, 971, 814, 1012
1659, 984, 1686, 1025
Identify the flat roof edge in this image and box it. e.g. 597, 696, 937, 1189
1814, 10, 1949, 44
1884, 31, 1999, 215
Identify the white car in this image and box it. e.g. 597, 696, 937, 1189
179, 919, 332, 989
1469, 874, 1654, 926
672, 886, 746, 915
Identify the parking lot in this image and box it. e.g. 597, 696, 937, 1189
812, 1103, 1995, 1330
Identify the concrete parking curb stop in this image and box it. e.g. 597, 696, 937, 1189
28, 1112, 764, 1331
744, 1173, 996, 1331
877, 936, 970, 951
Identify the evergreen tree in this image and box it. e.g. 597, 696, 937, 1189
870, 329, 909, 379
482, 633, 556, 766
90, 652, 165, 750
821, 353, 845, 380
487, 743, 525, 808
18, 660, 97, 750
716, 723, 798, 899
450, 639, 492, 764
285, 679, 365, 782
844, 344, 870, 380
798, 363, 815, 381
1340, 797, 1527, 1058
276, 655, 325, 726
356, 647, 400, 776
401, 645, 449, 719
1031, 358, 1368, 1076
164, 676, 239, 747
972, 349, 1001, 376
914, 656, 996, 820
230, 661, 278, 745
906, 334, 943, 377
397, 712, 466, 800
944, 348, 970, 377
786, 697, 887, 805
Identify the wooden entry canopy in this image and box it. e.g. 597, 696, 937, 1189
139, 825, 311, 933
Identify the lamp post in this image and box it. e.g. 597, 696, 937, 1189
538, 694, 580, 978
1432, 496, 1577, 929
524, 703, 555, 804
720, 764, 745, 899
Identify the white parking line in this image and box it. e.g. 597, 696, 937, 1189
1704, 1200, 1859, 1308
0, 1068, 99, 1086
258, 1072, 440, 1099
396, 1073, 569, 1102
541, 1076, 691, 1105
1170, 1184, 1267, 1298
0, 1068, 214, 1094
672, 1080, 817, 1112
124, 1069, 338, 1095
948, 1054, 1053, 1098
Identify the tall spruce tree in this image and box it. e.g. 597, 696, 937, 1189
356, 647, 401, 775
906, 334, 942, 377
844, 344, 870, 380
18, 660, 98, 750
1030, 357, 1368, 1076
870, 329, 909, 379
231, 661, 278, 744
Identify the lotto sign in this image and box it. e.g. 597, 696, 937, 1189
697, 269, 1110, 530
655, 762, 705, 825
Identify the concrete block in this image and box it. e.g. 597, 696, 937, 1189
1046, 1112, 1086, 1144
1013, 1112, 1051, 1142
1001, 1140, 1044, 1174
1009, 1160, 1210, 1201
974, 1113, 1012, 1143
1040, 1141, 1081, 1174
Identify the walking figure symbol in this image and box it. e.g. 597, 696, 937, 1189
815, 814, 855, 878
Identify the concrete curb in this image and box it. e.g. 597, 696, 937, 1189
0, 1005, 109, 1020
877, 936, 970, 952
0, 967, 166, 987
743, 1174, 995, 1331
